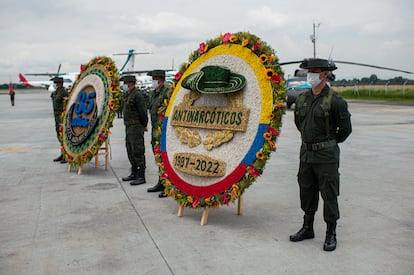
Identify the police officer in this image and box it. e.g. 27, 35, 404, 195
290, 58, 352, 251
121, 75, 148, 185
146, 70, 170, 198
51, 76, 68, 163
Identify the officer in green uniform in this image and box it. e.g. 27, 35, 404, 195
121, 75, 149, 185
146, 70, 170, 198
51, 76, 68, 163
290, 58, 352, 251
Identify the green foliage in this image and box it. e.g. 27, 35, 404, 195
338, 87, 414, 102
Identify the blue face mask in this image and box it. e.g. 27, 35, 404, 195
307, 72, 322, 87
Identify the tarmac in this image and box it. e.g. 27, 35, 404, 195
0, 89, 413, 275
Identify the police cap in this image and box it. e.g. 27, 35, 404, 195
147, 70, 165, 77
120, 75, 136, 82
300, 58, 337, 71
52, 76, 64, 83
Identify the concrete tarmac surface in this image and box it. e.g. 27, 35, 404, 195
1, 90, 413, 275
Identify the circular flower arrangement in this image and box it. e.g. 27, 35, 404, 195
61, 56, 120, 168
154, 32, 286, 209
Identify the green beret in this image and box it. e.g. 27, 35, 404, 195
120, 75, 136, 82
147, 70, 165, 77
300, 58, 337, 71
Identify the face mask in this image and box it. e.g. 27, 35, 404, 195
122, 84, 129, 91
49, 84, 56, 92
151, 80, 159, 89
307, 72, 322, 87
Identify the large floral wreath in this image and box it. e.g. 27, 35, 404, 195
153, 32, 286, 209
61, 56, 121, 168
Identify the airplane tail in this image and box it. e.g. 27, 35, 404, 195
18, 73, 32, 87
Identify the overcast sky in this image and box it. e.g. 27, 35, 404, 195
1, 0, 413, 84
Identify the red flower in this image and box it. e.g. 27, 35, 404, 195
252, 41, 261, 52
222, 32, 232, 44
198, 42, 206, 54
221, 194, 229, 206
249, 166, 261, 177
162, 172, 168, 179
271, 74, 281, 83
80, 64, 85, 72
174, 71, 183, 81
267, 126, 279, 136
98, 133, 105, 141
192, 198, 199, 208
154, 145, 160, 155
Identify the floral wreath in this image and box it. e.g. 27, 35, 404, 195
153, 32, 286, 209
61, 56, 121, 168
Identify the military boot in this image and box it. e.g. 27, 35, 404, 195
122, 167, 138, 181
147, 180, 164, 192
289, 214, 315, 242
53, 154, 63, 162
323, 222, 337, 251
130, 167, 146, 185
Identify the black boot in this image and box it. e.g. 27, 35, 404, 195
122, 167, 138, 181
147, 180, 164, 192
323, 222, 337, 251
53, 155, 63, 162
130, 167, 146, 185
289, 214, 315, 242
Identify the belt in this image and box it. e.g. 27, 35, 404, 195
124, 120, 141, 126
303, 140, 337, 151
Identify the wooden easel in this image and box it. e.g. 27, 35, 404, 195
68, 139, 110, 175
177, 195, 244, 225
95, 138, 110, 171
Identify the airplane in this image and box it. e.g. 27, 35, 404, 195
113, 49, 153, 90
18, 72, 78, 92
114, 49, 179, 90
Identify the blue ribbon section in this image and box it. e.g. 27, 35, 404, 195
241, 123, 268, 165
161, 117, 169, 151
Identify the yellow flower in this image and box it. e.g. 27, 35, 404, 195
229, 35, 237, 43
260, 54, 268, 63
176, 193, 182, 199
107, 71, 113, 77
263, 132, 272, 141
265, 68, 275, 79
241, 39, 249, 47
187, 196, 193, 203
256, 151, 264, 160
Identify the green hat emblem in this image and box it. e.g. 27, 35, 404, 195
182, 65, 246, 94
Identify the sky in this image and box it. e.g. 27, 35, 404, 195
0, 0, 413, 84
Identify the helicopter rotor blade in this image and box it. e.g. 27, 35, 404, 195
333, 60, 413, 74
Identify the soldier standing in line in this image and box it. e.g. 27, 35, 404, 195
146, 70, 170, 198
290, 58, 352, 251
51, 77, 68, 163
121, 75, 148, 185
